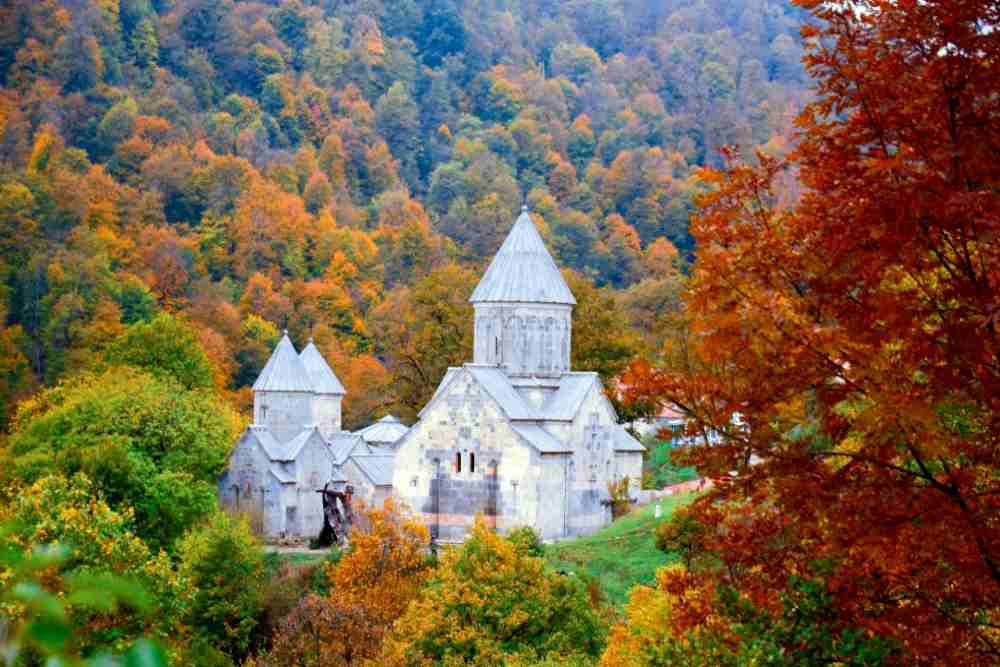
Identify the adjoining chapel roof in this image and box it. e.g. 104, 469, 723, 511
612, 425, 645, 452
349, 454, 395, 487
253, 332, 315, 393
542, 373, 601, 421
269, 463, 296, 484
466, 366, 540, 420
327, 432, 369, 466
355, 415, 409, 444
469, 207, 576, 306
250, 425, 318, 462
511, 423, 573, 453
299, 340, 346, 395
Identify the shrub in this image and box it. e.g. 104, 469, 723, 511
654, 505, 709, 568
260, 501, 430, 667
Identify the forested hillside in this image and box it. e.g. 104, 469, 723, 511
0, 0, 808, 427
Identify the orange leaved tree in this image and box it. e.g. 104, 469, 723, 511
262, 500, 430, 666
625, 0, 1000, 663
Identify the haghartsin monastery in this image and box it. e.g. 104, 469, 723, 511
219, 206, 644, 543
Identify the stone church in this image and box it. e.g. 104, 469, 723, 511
219, 206, 643, 542
392, 206, 644, 542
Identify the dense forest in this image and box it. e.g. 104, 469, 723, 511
0, 0, 809, 428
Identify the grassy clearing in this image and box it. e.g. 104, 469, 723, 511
544, 492, 697, 607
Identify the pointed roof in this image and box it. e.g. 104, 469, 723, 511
299, 339, 346, 395
252, 332, 314, 393
470, 206, 576, 305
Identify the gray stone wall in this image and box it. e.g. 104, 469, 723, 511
219, 432, 270, 518
473, 303, 572, 378
544, 382, 621, 537
291, 434, 332, 537
254, 390, 314, 442
393, 369, 537, 542
311, 394, 342, 440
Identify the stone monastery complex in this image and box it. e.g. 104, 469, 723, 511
219, 206, 644, 543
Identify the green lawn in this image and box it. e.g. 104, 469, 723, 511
544, 492, 696, 607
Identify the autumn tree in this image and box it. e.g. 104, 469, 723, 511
368, 263, 475, 421
263, 500, 430, 666
2, 366, 241, 552
381, 518, 608, 665
1, 474, 189, 658
626, 0, 1000, 663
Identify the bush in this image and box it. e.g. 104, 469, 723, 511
654, 505, 709, 569
507, 525, 545, 557
261, 501, 431, 666
178, 512, 264, 661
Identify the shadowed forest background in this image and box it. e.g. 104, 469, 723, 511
0, 0, 808, 430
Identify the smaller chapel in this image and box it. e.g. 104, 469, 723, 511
219, 206, 643, 543
218, 337, 406, 539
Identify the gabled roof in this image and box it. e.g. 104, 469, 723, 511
541, 372, 600, 421
511, 423, 573, 453
466, 366, 540, 420
253, 332, 314, 392
470, 207, 576, 306
299, 340, 346, 395
327, 432, 369, 466
269, 463, 296, 484
612, 425, 645, 452
418, 367, 462, 419
355, 415, 409, 444
349, 454, 395, 487
250, 426, 318, 462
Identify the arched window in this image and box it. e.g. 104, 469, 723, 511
469, 452, 476, 473
455, 451, 462, 474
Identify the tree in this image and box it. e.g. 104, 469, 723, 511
178, 512, 264, 662
565, 270, 643, 387
367, 264, 475, 421
3, 367, 240, 551
264, 501, 430, 666
2, 474, 187, 658
626, 0, 1000, 662
600, 565, 896, 666
375, 82, 421, 191
103, 313, 216, 390
381, 518, 608, 665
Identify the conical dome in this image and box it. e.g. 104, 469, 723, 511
299, 340, 346, 395
470, 207, 576, 306
252, 332, 314, 392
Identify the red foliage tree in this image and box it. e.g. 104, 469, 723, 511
626, 1, 1000, 663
